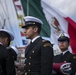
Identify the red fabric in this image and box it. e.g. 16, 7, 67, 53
65, 17, 76, 54
53, 63, 64, 72
16, 5, 22, 10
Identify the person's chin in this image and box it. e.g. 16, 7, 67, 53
60, 47, 65, 50
26, 37, 29, 39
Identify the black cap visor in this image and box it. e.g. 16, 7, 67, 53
58, 37, 70, 42
22, 21, 41, 28
22, 24, 32, 28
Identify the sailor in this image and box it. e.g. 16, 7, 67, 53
22, 16, 54, 75
0, 29, 16, 75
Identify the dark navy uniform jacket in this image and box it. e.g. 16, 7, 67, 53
53, 51, 72, 75
54, 51, 73, 63
24, 37, 54, 75
0, 44, 16, 75
0, 44, 7, 75
71, 54, 76, 75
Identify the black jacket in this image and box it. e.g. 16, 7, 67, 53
0, 44, 7, 75
0, 44, 16, 75
54, 51, 73, 63
24, 37, 54, 75
53, 51, 75, 75
71, 54, 76, 75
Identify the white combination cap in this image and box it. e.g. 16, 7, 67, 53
58, 33, 70, 38
58, 33, 70, 42
0, 29, 14, 41
22, 16, 43, 28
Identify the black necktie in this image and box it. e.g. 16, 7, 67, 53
30, 41, 32, 44
60, 53, 63, 57
60, 53, 63, 61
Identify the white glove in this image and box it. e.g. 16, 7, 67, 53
60, 63, 71, 75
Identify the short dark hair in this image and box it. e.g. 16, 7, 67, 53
32, 24, 41, 34
0, 31, 11, 39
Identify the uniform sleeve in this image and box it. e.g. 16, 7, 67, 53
41, 41, 54, 75
70, 54, 76, 75
6, 49, 16, 75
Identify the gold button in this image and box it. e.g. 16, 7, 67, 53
64, 61, 66, 62
32, 51, 34, 53
24, 64, 26, 66
29, 56, 31, 59
25, 73, 27, 75
28, 69, 30, 72
29, 63, 31, 65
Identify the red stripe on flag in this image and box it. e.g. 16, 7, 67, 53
65, 17, 76, 54
16, 5, 22, 10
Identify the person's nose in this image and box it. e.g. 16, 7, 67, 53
24, 29, 27, 33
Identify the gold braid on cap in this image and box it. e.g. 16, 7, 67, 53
60, 33, 65, 38
22, 19, 26, 26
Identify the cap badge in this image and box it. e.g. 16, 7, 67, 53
60, 33, 65, 37
22, 19, 26, 27
32, 22, 35, 24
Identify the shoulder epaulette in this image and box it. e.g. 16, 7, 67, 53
43, 43, 52, 47
42, 40, 47, 42
73, 56, 76, 59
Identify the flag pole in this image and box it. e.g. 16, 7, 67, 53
27, 0, 29, 16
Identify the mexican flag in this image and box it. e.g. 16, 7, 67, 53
21, 0, 76, 54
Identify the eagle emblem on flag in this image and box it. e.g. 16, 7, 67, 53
50, 17, 63, 35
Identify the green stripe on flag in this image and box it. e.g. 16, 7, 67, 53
21, 0, 50, 37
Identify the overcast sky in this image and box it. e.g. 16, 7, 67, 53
43, 0, 76, 22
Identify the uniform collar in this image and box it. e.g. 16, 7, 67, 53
62, 50, 69, 55
0, 42, 3, 45
31, 35, 40, 43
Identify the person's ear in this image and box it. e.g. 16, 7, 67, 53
34, 27, 38, 32
68, 42, 70, 46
